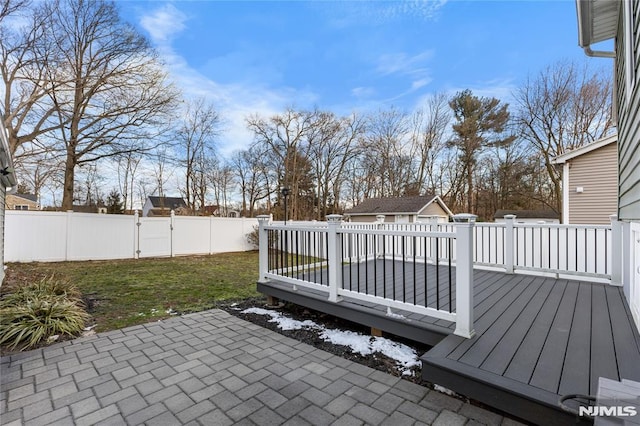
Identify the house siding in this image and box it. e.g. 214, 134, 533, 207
417, 202, 449, 218
618, 0, 640, 220
0, 185, 5, 284
568, 142, 618, 224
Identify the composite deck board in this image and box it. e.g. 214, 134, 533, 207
259, 259, 640, 425
528, 281, 579, 393
558, 282, 593, 396
503, 280, 568, 383
606, 285, 640, 382
479, 277, 556, 375
589, 284, 619, 392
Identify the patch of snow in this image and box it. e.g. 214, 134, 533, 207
433, 384, 458, 396
241, 307, 321, 331
243, 307, 420, 375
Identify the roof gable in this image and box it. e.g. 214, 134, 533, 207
552, 134, 617, 164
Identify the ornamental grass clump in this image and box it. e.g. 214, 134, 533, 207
0, 276, 90, 351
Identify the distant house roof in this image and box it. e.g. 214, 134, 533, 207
12, 193, 38, 203
147, 196, 187, 209
345, 195, 453, 216
494, 209, 560, 220
551, 134, 617, 164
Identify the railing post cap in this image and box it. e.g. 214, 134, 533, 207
452, 213, 478, 223
504, 214, 517, 219
326, 214, 343, 223
609, 214, 618, 221
375, 214, 386, 223
256, 215, 270, 222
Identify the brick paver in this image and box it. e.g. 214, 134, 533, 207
0, 309, 525, 425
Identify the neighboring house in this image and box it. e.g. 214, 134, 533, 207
72, 205, 107, 214
344, 195, 453, 223
202, 205, 240, 217
552, 134, 618, 224
1, 115, 17, 285
494, 209, 560, 224
576, 0, 640, 329
142, 196, 189, 217
6, 193, 39, 210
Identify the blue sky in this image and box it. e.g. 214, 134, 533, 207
118, 0, 601, 156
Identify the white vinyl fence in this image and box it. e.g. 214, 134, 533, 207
5, 210, 258, 262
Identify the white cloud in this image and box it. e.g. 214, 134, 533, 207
351, 86, 376, 99
140, 4, 187, 44
376, 51, 434, 77
138, 3, 319, 157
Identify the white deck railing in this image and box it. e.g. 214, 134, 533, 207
257, 214, 476, 338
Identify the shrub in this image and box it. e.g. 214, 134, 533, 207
0, 277, 90, 351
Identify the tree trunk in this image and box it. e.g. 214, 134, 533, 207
61, 149, 76, 210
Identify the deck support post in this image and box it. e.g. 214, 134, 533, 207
454, 216, 476, 338
257, 215, 271, 283
504, 214, 516, 274
327, 214, 343, 302
610, 215, 623, 287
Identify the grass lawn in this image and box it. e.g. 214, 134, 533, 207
2, 251, 262, 332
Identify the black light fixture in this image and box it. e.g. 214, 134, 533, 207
281, 187, 291, 225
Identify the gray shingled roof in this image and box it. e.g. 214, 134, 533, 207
148, 196, 187, 209
494, 209, 560, 219
345, 195, 439, 215
14, 193, 38, 202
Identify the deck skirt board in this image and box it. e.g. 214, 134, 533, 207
257, 260, 640, 425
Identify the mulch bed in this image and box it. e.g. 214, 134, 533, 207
217, 297, 431, 384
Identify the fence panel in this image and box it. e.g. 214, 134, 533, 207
137, 217, 172, 258
209, 217, 257, 253
172, 216, 211, 256
67, 213, 135, 261
5, 211, 68, 262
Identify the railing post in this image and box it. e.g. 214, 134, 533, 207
453, 214, 476, 338
376, 215, 385, 259
257, 215, 271, 283
504, 214, 516, 274
610, 214, 623, 287
327, 214, 343, 302
429, 215, 439, 264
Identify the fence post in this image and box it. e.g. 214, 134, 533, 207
134, 210, 140, 259
327, 214, 343, 303
453, 214, 476, 338
257, 215, 271, 283
504, 214, 516, 274
170, 210, 175, 257
376, 215, 385, 259
610, 214, 623, 287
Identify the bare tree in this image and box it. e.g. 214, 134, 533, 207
362, 107, 414, 198
116, 150, 142, 211
1, 1, 63, 156
230, 147, 270, 217
513, 60, 613, 216
176, 98, 221, 212
37, 0, 179, 210
246, 108, 314, 220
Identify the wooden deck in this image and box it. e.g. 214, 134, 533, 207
258, 260, 640, 425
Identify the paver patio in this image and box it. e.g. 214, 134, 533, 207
1, 309, 524, 425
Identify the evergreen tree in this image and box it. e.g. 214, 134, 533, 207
448, 90, 515, 214
106, 189, 124, 214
